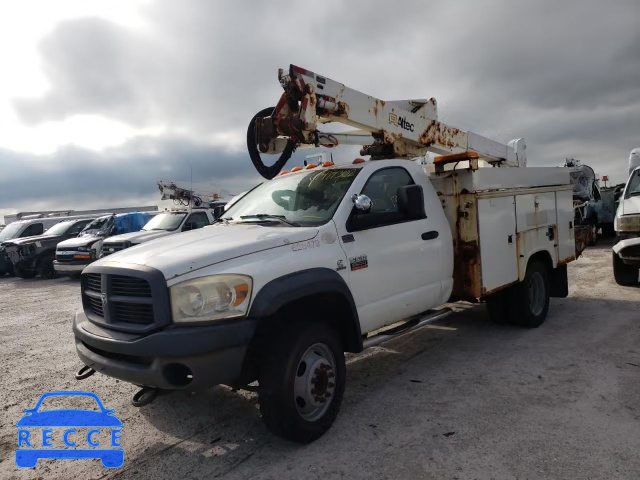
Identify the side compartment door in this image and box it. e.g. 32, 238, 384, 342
556, 189, 575, 263
477, 196, 518, 294
515, 192, 559, 277
334, 166, 444, 333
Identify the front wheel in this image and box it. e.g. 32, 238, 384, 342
613, 252, 639, 286
258, 321, 346, 443
38, 255, 56, 279
14, 265, 37, 279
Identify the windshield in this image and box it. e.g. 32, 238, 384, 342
223, 168, 360, 227
626, 170, 640, 198
0, 222, 25, 241
45, 221, 74, 236
142, 212, 187, 231
81, 215, 114, 235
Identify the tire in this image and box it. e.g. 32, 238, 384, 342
38, 255, 57, 279
602, 223, 615, 238
508, 260, 550, 328
613, 252, 639, 286
587, 220, 597, 246
13, 264, 37, 279
258, 321, 346, 443
486, 290, 510, 324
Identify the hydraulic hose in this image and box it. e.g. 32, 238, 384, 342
247, 107, 297, 180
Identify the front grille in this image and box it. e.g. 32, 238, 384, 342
102, 242, 130, 256
111, 275, 151, 297
621, 245, 640, 258
86, 295, 104, 317
85, 273, 101, 293
111, 301, 154, 324
81, 270, 164, 333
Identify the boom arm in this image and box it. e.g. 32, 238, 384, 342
157, 180, 222, 207
250, 65, 526, 178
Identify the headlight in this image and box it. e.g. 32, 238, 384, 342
170, 274, 252, 324
77, 245, 93, 252
616, 214, 640, 232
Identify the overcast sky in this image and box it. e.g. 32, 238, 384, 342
1, 0, 639, 222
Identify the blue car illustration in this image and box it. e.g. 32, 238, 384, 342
16, 391, 123, 468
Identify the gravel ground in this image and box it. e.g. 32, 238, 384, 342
1, 241, 639, 479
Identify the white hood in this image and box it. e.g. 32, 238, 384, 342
104, 230, 173, 244
95, 223, 318, 279
620, 196, 640, 216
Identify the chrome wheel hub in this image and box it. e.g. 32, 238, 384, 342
293, 343, 337, 422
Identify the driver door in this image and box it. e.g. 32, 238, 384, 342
334, 166, 443, 333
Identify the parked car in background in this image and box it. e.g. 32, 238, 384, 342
612, 166, 640, 285
3, 218, 95, 279
54, 212, 152, 277
101, 207, 220, 257
565, 160, 615, 243
0, 217, 81, 276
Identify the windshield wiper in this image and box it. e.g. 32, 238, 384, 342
239, 214, 300, 227
627, 191, 640, 197
214, 217, 233, 224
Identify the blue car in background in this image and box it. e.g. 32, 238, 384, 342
16, 391, 123, 468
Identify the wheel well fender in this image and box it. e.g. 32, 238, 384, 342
249, 268, 362, 353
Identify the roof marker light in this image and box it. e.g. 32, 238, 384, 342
352, 158, 366, 164
322, 162, 334, 167
291, 166, 303, 172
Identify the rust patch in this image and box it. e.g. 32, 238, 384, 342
419, 120, 464, 149
556, 256, 576, 267
335, 101, 349, 117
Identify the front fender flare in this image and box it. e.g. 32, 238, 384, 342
249, 268, 362, 352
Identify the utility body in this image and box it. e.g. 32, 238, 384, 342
73, 65, 579, 442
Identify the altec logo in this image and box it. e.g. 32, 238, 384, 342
389, 112, 414, 132
15, 391, 124, 469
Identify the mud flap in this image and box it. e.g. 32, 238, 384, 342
549, 264, 568, 298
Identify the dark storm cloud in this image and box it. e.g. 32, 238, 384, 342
7, 0, 640, 215
0, 136, 262, 211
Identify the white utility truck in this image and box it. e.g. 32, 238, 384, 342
100, 181, 225, 257
612, 160, 640, 285
73, 65, 579, 443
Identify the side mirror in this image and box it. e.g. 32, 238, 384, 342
351, 193, 372, 213
397, 184, 426, 220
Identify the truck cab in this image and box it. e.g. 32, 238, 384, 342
101, 208, 216, 257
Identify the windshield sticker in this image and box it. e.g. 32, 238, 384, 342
349, 254, 368, 271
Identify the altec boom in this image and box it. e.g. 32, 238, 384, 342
253, 64, 526, 171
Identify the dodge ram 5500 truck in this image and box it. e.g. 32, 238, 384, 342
73, 65, 579, 443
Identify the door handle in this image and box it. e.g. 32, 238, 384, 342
422, 231, 439, 240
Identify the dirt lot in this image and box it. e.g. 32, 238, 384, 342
1, 241, 639, 479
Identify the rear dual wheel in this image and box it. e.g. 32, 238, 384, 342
486, 260, 550, 328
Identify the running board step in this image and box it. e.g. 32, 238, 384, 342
362, 308, 452, 349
